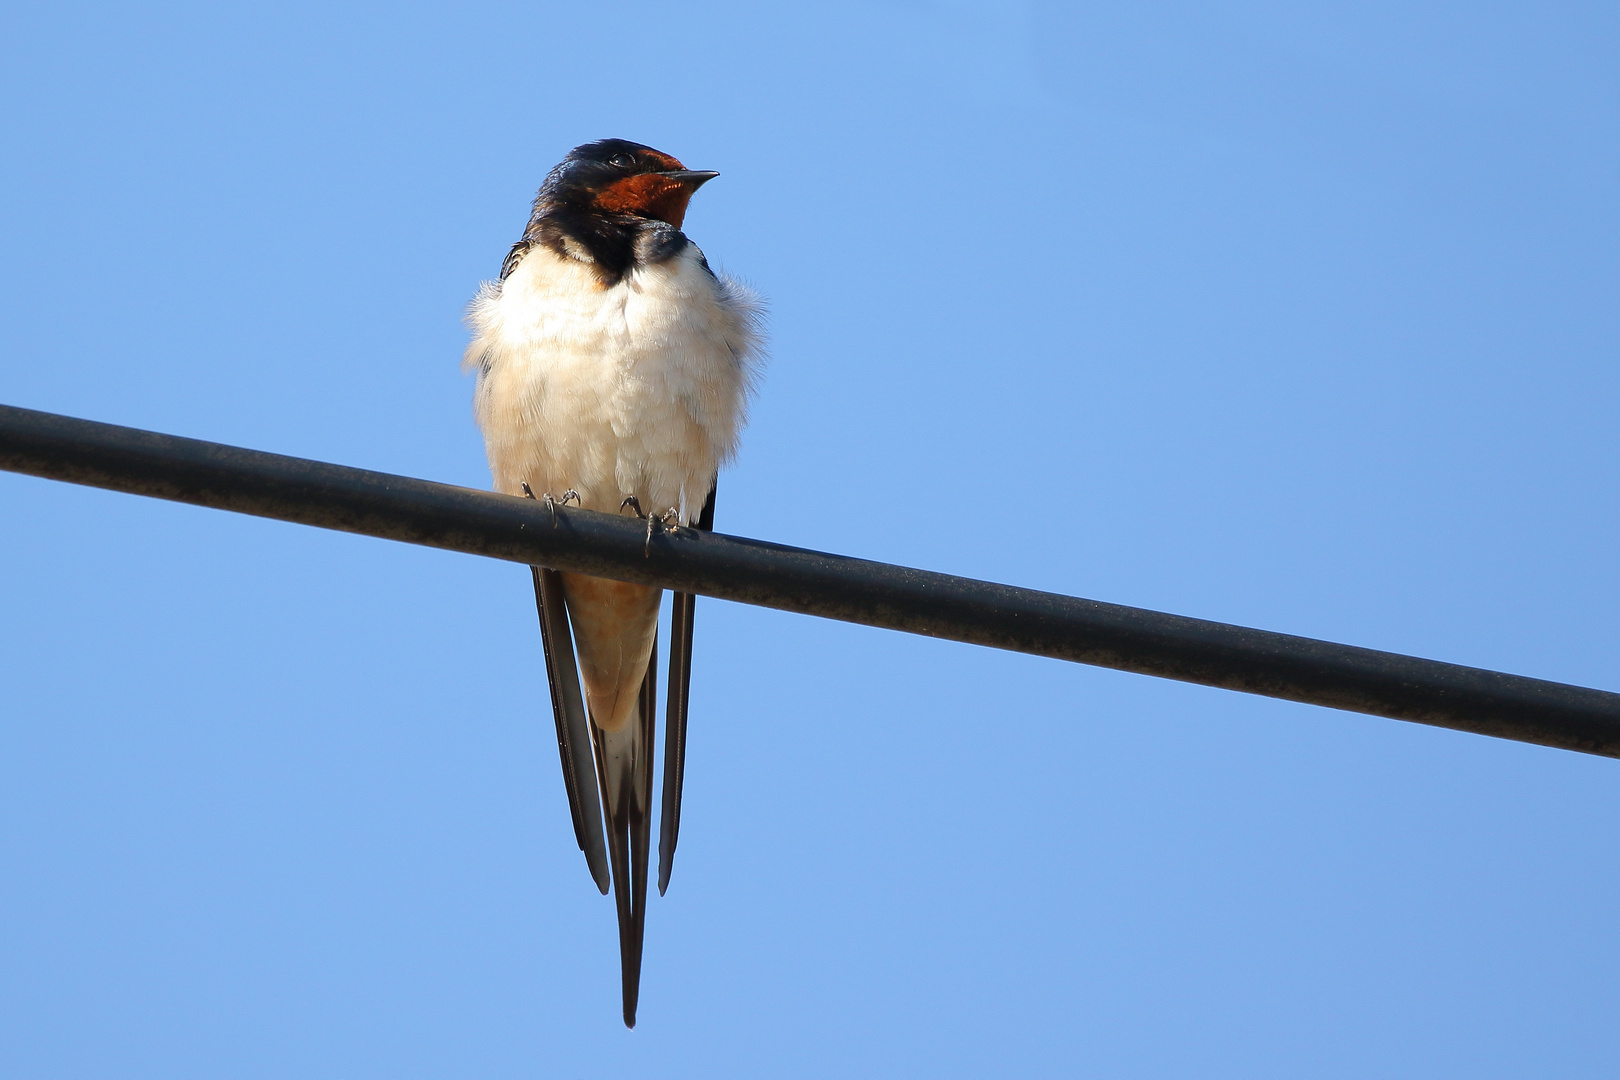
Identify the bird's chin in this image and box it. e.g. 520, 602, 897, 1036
594, 174, 707, 228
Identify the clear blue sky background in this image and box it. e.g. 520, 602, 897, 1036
2, 2, 1616, 1075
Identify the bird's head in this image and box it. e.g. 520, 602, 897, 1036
538, 139, 718, 230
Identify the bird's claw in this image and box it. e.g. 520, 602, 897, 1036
544, 489, 580, 525
523, 483, 580, 527
644, 508, 687, 555
619, 499, 687, 555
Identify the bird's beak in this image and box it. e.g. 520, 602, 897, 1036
660, 170, 719, 188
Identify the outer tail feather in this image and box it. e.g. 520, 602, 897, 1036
658, 482, 716, 895
531, 566, 610, 894
658, 593, 693, 896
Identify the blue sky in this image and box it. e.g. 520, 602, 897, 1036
2, 1, 1617, 1075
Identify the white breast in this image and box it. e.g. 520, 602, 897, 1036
464, 242, 763, 521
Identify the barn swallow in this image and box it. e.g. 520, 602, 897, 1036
463, 139, 763, 1027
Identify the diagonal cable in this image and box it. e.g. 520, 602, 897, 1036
2, 402, 1617, 758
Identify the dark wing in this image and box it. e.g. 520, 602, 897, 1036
657, 481, 717, 895
531, 566, 610, 894
500, 239, 534, 282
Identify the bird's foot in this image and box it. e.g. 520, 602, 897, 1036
647, 508, 686, 554
547, 489, 580, 520
621, 498, 684, 554
523, 483, 579, 526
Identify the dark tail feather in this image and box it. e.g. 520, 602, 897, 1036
658, 593, 693, 895
591, 632, 658, 1028
658, 483, 716, 895
531, 566, 609, 894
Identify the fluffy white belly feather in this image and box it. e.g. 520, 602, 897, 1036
464, 243, 761, 523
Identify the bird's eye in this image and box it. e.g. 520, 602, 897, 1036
608, 153, 635, 168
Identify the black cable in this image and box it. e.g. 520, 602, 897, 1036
3, 402, 1617, 759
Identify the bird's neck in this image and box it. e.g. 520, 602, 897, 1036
525, 205, 688, 288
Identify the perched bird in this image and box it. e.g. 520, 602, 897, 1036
462, 139, 763, 1027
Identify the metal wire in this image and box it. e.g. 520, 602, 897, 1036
3, 402, 1618, 759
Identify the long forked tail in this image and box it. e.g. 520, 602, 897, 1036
589, 638, 657, 1027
